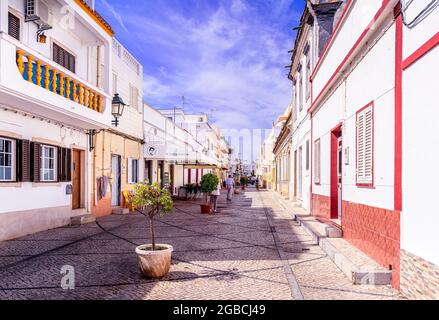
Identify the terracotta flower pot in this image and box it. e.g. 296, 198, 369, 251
135, 244, 173, 279
200, 204, 212, 214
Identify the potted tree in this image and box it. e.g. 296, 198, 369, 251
240, 176, 249, 190
200, 173, 219, 214
131, 182, 174, 279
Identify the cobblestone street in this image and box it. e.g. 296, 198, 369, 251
0, 189, 401, 300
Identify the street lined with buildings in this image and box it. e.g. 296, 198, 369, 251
0, 0, 438, 300
0, 189, 401, 300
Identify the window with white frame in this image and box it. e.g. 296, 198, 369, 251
356, 104, 374, 185
129, 84, 139, 110
305, 44, 311, 100
314, 139, 321, 184
128, 158, 139, 184
41, 145, 57, 182
112, 72, 118, 95
0, 138, 15, 182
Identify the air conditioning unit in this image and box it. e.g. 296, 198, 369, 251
25, 0, 53, 30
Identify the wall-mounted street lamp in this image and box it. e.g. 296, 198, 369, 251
111, 94, 126, 127
87, 129, 102, 152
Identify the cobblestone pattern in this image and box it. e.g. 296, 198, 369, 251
400, 249, 439, 300
0, 189, 401, 300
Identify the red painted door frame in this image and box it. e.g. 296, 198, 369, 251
330, 124, 342, 220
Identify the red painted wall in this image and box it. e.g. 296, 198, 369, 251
342, 201, 401, 289
311, 194, 331, 221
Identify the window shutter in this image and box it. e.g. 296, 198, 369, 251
306, 141, 310, 171
16, 139, 31, 182
31, 142, 41, 182
66, 148, 72, 182
57, 147, 63, 182
53, 43, 76, 73
357, 105, 374, 185
8, 12, 20, 41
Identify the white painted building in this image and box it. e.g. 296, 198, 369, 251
293, 0, 439, 297
144, 107, 230, 195
256, 123, 281, 190
0, 0, 114, 240
399, 0, 439, 299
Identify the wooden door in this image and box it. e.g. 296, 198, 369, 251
72, 150, 81, 209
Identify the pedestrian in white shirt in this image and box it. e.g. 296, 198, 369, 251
226, 175, 235, 201
210, 181, 221, 213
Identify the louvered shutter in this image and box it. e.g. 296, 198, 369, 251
357, 105, 374, 185
31, 142, 41, 182
65, 148, 72, 182
8, 12, 20, 41
16, 139, 31, 182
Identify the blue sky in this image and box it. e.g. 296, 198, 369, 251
96, 0, 303, 130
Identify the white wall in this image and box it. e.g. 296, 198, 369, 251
0, 108, 88, 213
112, 39, 143, 139
401, 17, 439, 265
312, 20, 396, 211
312, 0, 387, 97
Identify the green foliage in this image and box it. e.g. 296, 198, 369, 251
200, 173, 219, 195
130, 183, 173, 251
240, 176, 249, 186
131, 182, 173, 218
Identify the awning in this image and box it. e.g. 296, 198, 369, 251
183, 164, 219, 170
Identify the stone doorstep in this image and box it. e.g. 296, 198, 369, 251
293, 213, 392, 286
70, 214, 96, 226
112, 207, 130, 215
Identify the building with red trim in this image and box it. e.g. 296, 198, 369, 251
288, 0, 439, 298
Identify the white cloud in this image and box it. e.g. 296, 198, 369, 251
101, 0, 301, 159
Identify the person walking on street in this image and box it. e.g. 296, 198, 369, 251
210, 181, 221, 213
226, 175, 235, 201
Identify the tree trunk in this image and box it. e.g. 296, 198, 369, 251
150, 209, 156, 251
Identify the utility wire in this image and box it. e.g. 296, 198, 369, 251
401, 0, 439, 29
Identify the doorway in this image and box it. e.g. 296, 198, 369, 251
111, 155, 121, 207
170, 164, 175, 194
145, 160, 153, 184
72, 149, 82, 210
293, 150, 297, 200
298, 147, 303, 200
157, 160, 165, 188
330, 126, 343, 222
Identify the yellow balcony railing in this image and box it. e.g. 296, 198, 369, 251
16, 49, 104, 113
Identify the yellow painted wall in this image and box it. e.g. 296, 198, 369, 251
92, 130, 142, 216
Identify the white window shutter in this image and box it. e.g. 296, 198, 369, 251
357, 105, 373, 185
127, 158, 132, 184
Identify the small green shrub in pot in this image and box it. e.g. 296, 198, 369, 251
200, 173, 219, 205
131, 182, 173, 250
131, 182, 174, 278
240, 176, 249, 186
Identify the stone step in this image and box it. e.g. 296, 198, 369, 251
112, 207, 130, 215
71, 214, 96, 226
273, 192, 392, 286
293, 214, 392, 286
